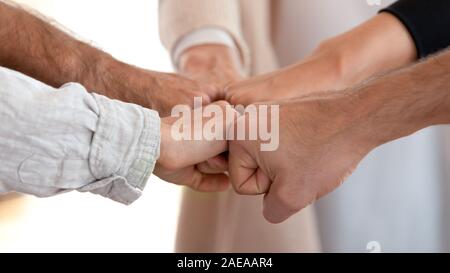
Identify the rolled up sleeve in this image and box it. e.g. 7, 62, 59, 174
0, 66, 160, 204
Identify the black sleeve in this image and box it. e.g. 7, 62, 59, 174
380, 0, 450, 58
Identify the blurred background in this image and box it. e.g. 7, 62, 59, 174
1, 0, 450, 253
0, 0, 181, 252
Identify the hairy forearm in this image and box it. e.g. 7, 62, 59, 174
0, 2, 102, 86
350, 49, 450, 147
0, 2, 152, 106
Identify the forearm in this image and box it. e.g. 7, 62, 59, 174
0, 2, 153, 107
0, 2, 102, 87
349, 49, 450, 148
311, 12, 417, 88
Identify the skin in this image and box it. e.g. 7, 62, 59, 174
156, 101, 239, 192
0, 2, 228, 191
169, 12, 417, 198
171, 12, 417, 197
0, 1, 220, 117
178, 44, 243, 91
178, 44, 244, 174
228, 49, 450, 223
5, 1, 448, 226
225, 13, 417, 105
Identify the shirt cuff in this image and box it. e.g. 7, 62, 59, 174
172, 27, 241, 69
79, 94, 161, 205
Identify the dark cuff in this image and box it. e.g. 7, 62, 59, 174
380, 0, 450, 58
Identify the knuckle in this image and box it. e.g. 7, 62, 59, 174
233, 185, 246, 195
224, 92, 233, 102
228, 94, 240, 105
194, 92, 211, 103
189, 172, 203, 191
212, 100, 230, 108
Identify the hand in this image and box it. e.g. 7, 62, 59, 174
179, 44, 243, 90
225, 13, 416, 106
178, 44, 244, 173
0, 2, 220, 117
227, 92, 376, 223
92, 60, 221, 117
155, 101, 239, 192
228, 46, 450, 224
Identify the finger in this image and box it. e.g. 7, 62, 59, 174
172, 101, 234, 168
190, 170, 230, 192
228, 141, 271, 195
189, 82, 220, 107
208, 153, 229, 170
226, 84, 267, 106
225, 72, 275, 101
262, 176, 310, 224
201, 83, 223, 102
225, 82, 252, 103
196, 161, 224, 174
196, 155, 228, 174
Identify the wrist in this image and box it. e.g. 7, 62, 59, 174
300, 45, 355, 91
72, 44, 122, 96
179, 44, 242, 74
77, 49, 115, 92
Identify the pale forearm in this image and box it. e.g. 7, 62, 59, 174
226, 11, 420, 104
311, 12, 417, 88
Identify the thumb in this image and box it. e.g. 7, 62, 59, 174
228, 140, 271, 195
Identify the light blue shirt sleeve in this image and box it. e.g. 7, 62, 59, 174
0, 66, 160, 204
